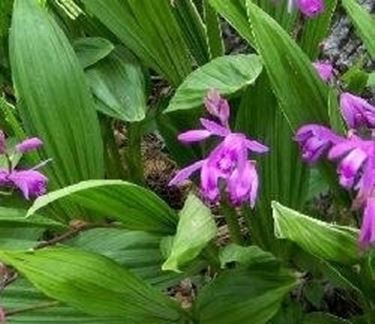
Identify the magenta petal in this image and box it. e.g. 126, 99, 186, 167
204, 89, 230, 126
169, 160, 205, 186
16, 137, 43, 153
359, 198, 375, 248
8, 169, 48, 200
338, 148, 367, 189
340, 92, 375, 129
200, 161, 220, 202
328, 141, 358, 160
178, 130, 211, 143
0, 169, 10, 185
245, 139, 269, 154
200, 118, 230, 137
313, 62, 334, 82
297, 0, 324, 17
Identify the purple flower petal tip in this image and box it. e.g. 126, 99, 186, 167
204, 89, 230, 126
16, 137, 43, 153
297, 0, 324, 17
313, 61, 334, 82
359, 198, 375, 248
178, 130, 211, 143
340, 92, 375, 129
8, 169, 48, 200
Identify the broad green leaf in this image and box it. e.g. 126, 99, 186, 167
27, 180, 177, 234
367, 72, 375, 87
162, 194, 217, 272
82, 0, 192, 86
10, 0, 104, 189
172, 0, 210, 65
209, 0, 255, 48
272, 202, 359, 264
73, 37, 114, 69
0, 228, 43, 250
203, 0, 225, 59
236, 72, 309, 253
219, 244, 276, 269
0, 247, 184, 322
342, 0, 375, 59
194, 256, 297, 323
164, 54, 262, 113
3, 279, 125, 323
66, 228, 186, 289
299, 0, 337, 59
86, 47, 146, 122
0, 207, 66, 230
246, 1, 329, 127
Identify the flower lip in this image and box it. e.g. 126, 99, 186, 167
340, 92, 375, 129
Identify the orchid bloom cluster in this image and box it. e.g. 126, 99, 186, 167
169, 90, 269, 207
295, 93, 375, 248
287, 0, 324, 17
0, 131, 47, 200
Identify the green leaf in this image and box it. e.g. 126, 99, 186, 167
86, 46, 147, 122
0, 207, 66, 230
162, 194, 217, 272
194, 255, 297, 323
3, 279, 125, 323
209, 0, 255, 49
246, 1, 329, 127
219, 244, 277, 269
342, 0, 375, 59
66, 228, 186, 289
272, 202, 359, 264
341, 64, 369, 94
0, 228, 43, 250
203, 0, 225, 59
303, 312, 351, 324
82, 0, 192, 86
27, 180, 177, 234
73, 37, 114, 69
0, 247, 184, 322
172, 0, 210, 65
164, 54, 262, 113
10, 0, 104, 189
299, 0, 337, 59
367, 72, 375, 88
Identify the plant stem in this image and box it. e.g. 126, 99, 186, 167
125, 122, 144, 185
221, 200, 244, 246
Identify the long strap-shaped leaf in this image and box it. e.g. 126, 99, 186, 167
246, 0, 329, 128
82, 0, 192, 86
10, 0, 104, 188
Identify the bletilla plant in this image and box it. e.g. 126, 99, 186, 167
295, 93, 375, 247
313, 61, 334, 82
169, 90, 269, 207
0, 130, 47, 200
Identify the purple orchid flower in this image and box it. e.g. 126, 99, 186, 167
169, 91, 268, 207
340, 93, 375, 129
16, 137, 43, 153
0, 168, 48, 200
294, 124, 343, 163
204, 89, 230, 128
295, 97, 375, 247
313, 61, 334, 82
297, 0, 324, 17
0, 130, 48, 200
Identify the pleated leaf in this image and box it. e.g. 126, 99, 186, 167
246, 1, 329, 128
10, 0, 104, 189
73, 37, 114, 69
172, 0, 210, 65
194, 254, 297, 323
86, 47, 146, 122
3, 279, 125, 323
82, 0, 192, 86
27, 180, 177, 234
66, 228, 187, 289
162, 194, 217, 272
272, 202, 359, 264
165, 54, 262, 113
299, 0, 337, 59
342, 0, 375, 59
0, 247, 184, 322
